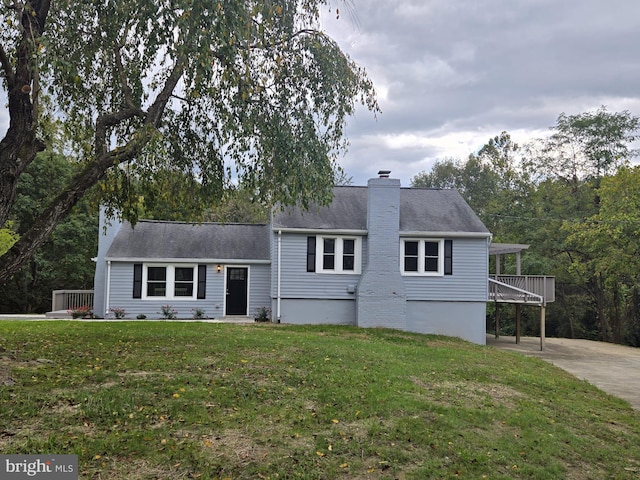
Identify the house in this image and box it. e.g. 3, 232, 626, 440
93, 172, 492, 344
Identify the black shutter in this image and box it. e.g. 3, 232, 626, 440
444, 240, 453, 275
307, 236, 316, 272
133, 263, 143, 298
197, 265, 207, 299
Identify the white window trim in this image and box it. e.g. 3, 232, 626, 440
316, 236, 362, 274
401, 239, 445, 276
142, 263, 198, 300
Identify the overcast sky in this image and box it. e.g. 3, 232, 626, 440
321, 0, 640, 185
2, 1, 639, 188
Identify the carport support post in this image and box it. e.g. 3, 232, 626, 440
540, 305, 546, 351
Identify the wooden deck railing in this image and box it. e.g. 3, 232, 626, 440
51, 290, 94, 312
488, 275, 555, 305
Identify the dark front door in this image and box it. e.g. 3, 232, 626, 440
226, 267, 248, 315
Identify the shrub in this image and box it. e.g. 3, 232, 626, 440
159, 305, 177, 320
69, 305, 94, 319
192, 308, 206, 319
109, 307, 127, 319
136, 314, 147, 320
254, 306, 271, 322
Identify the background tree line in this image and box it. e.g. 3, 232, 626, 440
413, 107, 640, 346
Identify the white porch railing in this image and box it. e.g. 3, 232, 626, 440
51, 290, 94, 312
488, 275, 555, 305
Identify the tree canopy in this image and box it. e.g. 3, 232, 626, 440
0, 0, 378, 284
412, 109, 640, 346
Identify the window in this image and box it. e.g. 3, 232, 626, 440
404, 241, 419, 272
147, 266, 167, 296
307, 236, 361, 274
174, 267, 194, 297
343, 239, 355, 271
401, 239, 453, 276
424, 241, 440, 272
133, 264, 206, 299
323, 238, 336, 269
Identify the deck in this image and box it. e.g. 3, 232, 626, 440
489, 275, 555, 306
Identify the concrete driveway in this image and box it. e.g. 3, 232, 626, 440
487, 335, 640, 410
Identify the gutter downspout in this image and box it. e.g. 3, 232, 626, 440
277, 230, 282, 323
105, 260, 112, 317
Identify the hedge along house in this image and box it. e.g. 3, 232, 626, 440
93, 171, 492, 344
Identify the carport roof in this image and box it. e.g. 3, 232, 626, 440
489, 243, 530, 255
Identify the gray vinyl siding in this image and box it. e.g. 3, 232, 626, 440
274, 233, 487, 302
402, 238, 488, 302
278, 299, 356, 325
406, 301, 487, 344
248, 264, 271, 317
107, 262, 270, 319
272, 233, 365, 300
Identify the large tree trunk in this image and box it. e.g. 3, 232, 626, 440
0, 7, 184, 285
0, 139, 150, 284
0, 1, 50, 226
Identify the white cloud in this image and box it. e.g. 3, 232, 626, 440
3, 1, 640, 189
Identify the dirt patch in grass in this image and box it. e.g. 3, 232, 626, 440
410, 377, 524, 409
201, 429, 271, 465
561, 458, 607, 480
83, 458, 183, 480
1, 355, 52, 386
0, 363, 14, 385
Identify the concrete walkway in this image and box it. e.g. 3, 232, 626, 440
487, 335, 640, 410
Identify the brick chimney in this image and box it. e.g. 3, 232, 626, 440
356, 171, 407, 329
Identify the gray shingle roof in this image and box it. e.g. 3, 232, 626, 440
399, 188, 489, 233
106, 221, 270, 261
273, 186, 368, 230
273, 186, 489, 234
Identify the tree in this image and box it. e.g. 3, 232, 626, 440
0, 0, 378, 284
540, 107, 639, 184
537, 109, 640, 343
563, 167, 640, 344
412, 133, 532, 242
0, 151, 97, 313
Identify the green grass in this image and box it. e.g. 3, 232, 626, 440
1, 321, 639, 479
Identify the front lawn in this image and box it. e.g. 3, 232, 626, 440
1, 321, 639, 479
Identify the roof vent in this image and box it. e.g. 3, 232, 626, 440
378, 170, 391, 178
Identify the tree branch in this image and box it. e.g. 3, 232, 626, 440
0, 125, 155, 284
95, 107, 146, 155
249, 28, 322, 50
113, 26, 140, 112
146, 57, 185, 127
0, 43, 15, 86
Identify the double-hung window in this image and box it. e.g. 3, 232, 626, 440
133, 264, 206, 299
147, 266, 168, 296
307, 236, 361, 274
401, 239, 453, 276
